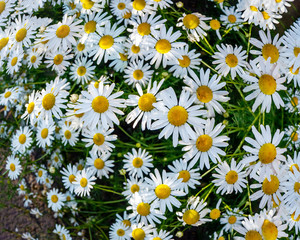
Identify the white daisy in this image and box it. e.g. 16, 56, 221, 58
131, 0, 155, 16
47, 188, 66, 212
11, 126, 33, 154
73, 168, 96, 197
27, 48, 42, 69
220, 7, 243, 31
61, 164, 78, 193
36, 121, 55, 148
44, 48, 73, 75
60, 123, 79, 146
122, 176, 145, 200
5, 155, 22, 180
6, 50, 24, 75
86, 151, 114, 179
220, 208, 244, 233
109, 221, 131, 240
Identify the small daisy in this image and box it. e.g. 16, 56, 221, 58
110, 0, 132, 20
0, 87, 19, 106
143, 169, 186, 213
53, 224, 72, 240
242, 60, 286, 113
126, 80, 164, 131
6, 50, 24, 75
177, 12, 211, 42
36, 121, 55, 148
11, 126, 33, 154
151, 87, 206, 147
130, 223, 154, 240
70, 57, 96, 85
86, 151, 114, 179
209, 19, 222, 40
284, 125, 300, 150
184, 68, 230, 117
148, 229, 173, 240
6, 155, 22, 180
36, 166, 48, 185
131, 0, 155, 16
286, 151, 300, 174
284, 89, 300, 112
44, 48, 73, 75
50, 149, 63, 169
109, 221, 131, 240
180, 118, 229, 170
235, 213, 264, 240
177, 196, 211, 226
80, 0, 104, 15
212, 159, 248, 195
109, 52, 128, 72
47, 188, 66, 212
242, 124, 286, 181
238, 0, 262, 25
27, 48, 42, 69
17, 179, 27, 195
124, 60, 154, 88
220, 7, 243, 31
122, 176, 145, 200
145, 25, 186, 69
61, 164, 78, 193
209, 199, 222, 221
125, 39, 146, 62
123, 148, 154, 178
30, 208, 43, 218
167, 159, 201, 194
82, 125, 117, 155
60, 123, 79, 146
212, 44, 248, 79
73, 40, 89, 58
73, 168, 96, 197
220, 208, 244, 233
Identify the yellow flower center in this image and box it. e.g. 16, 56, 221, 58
0, 1, 5, 14
117, 2, 126, 9
99, 35, 114, 50
51, 195, 58, 203
84, 20, 96, 34
245, 230, 262, 240
20, 184, 24, 190
155, 184, 171, 199
64, 130, 72, 139
38, 170, 43, 177
225, 54, 238, 68
137, 22, 151, 36
11, 57, 18, 66
196, 134, 213, 152
262, 44, 279, 63
228, 14, 237, 23
132, 157, 143, 168
42, 93, 56, 110
54, 156, 59, 162
130, 184, 140, 193
56, 25, 70, 38
122, 219, 131, 227
183, 209, 200, 225
77, 66, 86, 76
15, 28, 27, 42
155, 39, 171, 54
196, 86, 213, 103
91, 96, 109, 113
123, 11, 132, 19
4, 91, 11, 98
294, 47, 300, 57
262, 175, 279, 195
81, 0, 94, 9
261, 219, 278, 240
30, 55, 37, 63
120, 53, 128, 61
93, 133, 105, 146
69, 174, 76, 183
0, 37, 9, 50
210, 208, 221, 220
258, 143, 277, 164
291, 96, 299, 107
131, 45, 140, 54
94, 158, 105, 169
178, 55, 191, 68
153, 238, 162, 240
228, 215, 237, 224
225, 170, 238, 184
183, 14, 200, 29
117, 229, 125, 236
133, 69, 144, 80
26, 102, 34, 114
275, 0, 282, 2
259, 74, 276, 95
178, 170, 190, 182
132, 228, 145, 240
138, 93, 156, 112
19, 134, 26, 144
261, 11, 270, 20
294, 182, 300, 194
290, 164, 300, 173
167, 106, 188, 126
291, 131, 298, 141
137, 202, 150, 216
10, 163, 15, 171
77, 42, 85, 51
132, 0, 146, 11
250, 6, 258, 11
41, 128, 48, 139
53, 54, 63, 65
291, 212, 300, 221
210, 19, 221, 30
80, 177, 88, 187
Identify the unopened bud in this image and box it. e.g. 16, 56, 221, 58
175, 231, 183, 238
70, 94, 79, 103
176, 1, 183, 8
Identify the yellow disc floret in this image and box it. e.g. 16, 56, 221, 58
56, 25, 70, 38
262, 175, 279, 195
196, 86, 213, 103
131, 184, 140, 193
210, 19, 221, 30
77, 66, 87, 76
228, 14, 237, 23
133, 69, 144, 80
261, 219, 278, 240
259, 143, 277, 164
69, 174, 76, 183
225, 54, 238, 68
210, 208, 221, 220
245, 230, 262, 240
196, 134, 213, 152
10, 163, 15, 171
84, 21, 96, 34
228, 215, 237, 224
225, 170, 238, 184
262, 44, 279, 64
19, 134, 26, 144
167, 106, 188, 126
137, 202, 150, 216
137, 23, 151, 36
11, 57, 18, 67
155, 39, 171, 54
155, 184, 171, 199
99, 35, 114, 49
51, 195, 58, 203
42, 93, 56, 110
93, 133, 105, 146
183, 209, 200, 225
178, 170, 191, 182
41, 128, 48, 139
94, 158, 104, 169
138, 93, 156, 112
178, 55, 191, 68
15, 28, 27, 42
80, 177, 88, 187
132, 0, 146, 11
91, 96, 109, 113
53, 54, 63, 65
183, 14, 199, 29
132, 157, 143, 168
64, 130, 72, 139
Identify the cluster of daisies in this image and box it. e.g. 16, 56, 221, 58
1, 0, 300, 239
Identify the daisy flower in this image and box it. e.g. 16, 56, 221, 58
126, 80, 164, 131
86, 151, 114, 179
184, 68, 230, 117
242, 125, 286, 181
125, 39, 146, 62
0, 0, 14, 27
250, 29, 283, 65
17, 179, 27, 195
109, 52, 128, 72
109, 221, 131, 240
11, 126, 33, 154
36, 121, 55, 148
177, 196, 211, 226
130, 223, 154, 240
220, 7, 243, 31
145, 25, 186, 69
286, 151, 300, 174
131, 0, 155, 16
53, 224, 72, 240
127, 193, 166, 226
284, 89, 300, 112
44, 48, 73, 75
212, 159, 248, 195
0, 86, 19, 106
110, 0, 132, 20
177, 12, 211, 42
60, 123, 79, 146
209, 19, 222, 40
143, 169, 186, 213
212, 44, 248, 79
73, 40, 88, 58
47, 188, 66, 212
88, 22, 126, 65
258, 9, 281, 30
50, 149, 64, 169
42, 14, 83, 51
167, 159, 201, 194
6, 155, 22, 180
124, 60, 154, 88
30, 208, 43, 218
73, 168, 96, 197
61, 164, 78, 193
220, 208, 244, 233
76, 82, 125, 130
148, 229, 173, 240
168, 45, 201, 79
128, 13, 166, 46
123, 148, 154, 178
180, 118, 229, 170
151, 87, 206, 147
242, 60, 286, 113
264, 0, 293, 14
6, 50, 24, 76
122, 176, 145, 200
27, 48, 42, 69
237, 0, 262, 25
284, 125, 300, 150
115, 211, 133, 228
235, 213, 264, 240
80, 0, 104, 15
